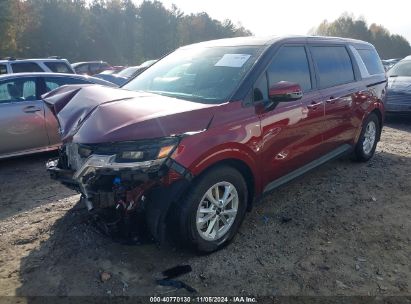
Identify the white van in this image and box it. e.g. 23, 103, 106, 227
0, 57, 75, 74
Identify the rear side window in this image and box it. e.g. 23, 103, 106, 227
44, 62, 73, 74
356, 49, 385, 75
0, 78, 37, 103
311, 46, 354, 88
11, 62, 44, 73
267, 46, 312, 92
44, 77, 90, 92
0, 64, 7, 74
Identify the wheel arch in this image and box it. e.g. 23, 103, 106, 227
192, 158, 256, 211
354, 105, 384, 144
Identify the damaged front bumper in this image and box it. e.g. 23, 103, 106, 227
46, 140, 192, 241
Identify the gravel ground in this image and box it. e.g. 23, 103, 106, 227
0, 116, 410, 297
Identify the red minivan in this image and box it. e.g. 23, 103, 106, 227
45, 36, 386, 252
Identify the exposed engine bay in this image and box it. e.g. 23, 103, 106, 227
46, 137, 192, 243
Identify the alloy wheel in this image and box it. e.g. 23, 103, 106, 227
363, 120, 377, 155
196, 181, 239, 241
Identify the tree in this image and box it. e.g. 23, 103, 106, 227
312, 14, 411, 59
1, 0, 252, 64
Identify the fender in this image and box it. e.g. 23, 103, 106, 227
174, 141, 262, 196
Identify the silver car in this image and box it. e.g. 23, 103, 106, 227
0, 73, 117, 159
386, 57, 411, 113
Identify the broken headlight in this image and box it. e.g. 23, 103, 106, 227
73, 137, 179, 180
115, 141, 176, 163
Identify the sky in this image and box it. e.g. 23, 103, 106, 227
136, 0, 411, 43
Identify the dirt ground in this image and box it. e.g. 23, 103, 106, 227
0, 116, 410, 298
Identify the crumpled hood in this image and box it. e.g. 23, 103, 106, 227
43, 85, 217, 143
388, 76, 411, 92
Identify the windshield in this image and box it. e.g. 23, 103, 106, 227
123, 46, 262, 103
387, 61, 411, 77
117, 66, 139, 78
140, 59, 157, 68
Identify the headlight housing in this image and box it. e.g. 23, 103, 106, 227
73, 137, 179, 180
78, 137, 179, 162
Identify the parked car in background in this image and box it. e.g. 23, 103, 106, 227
71, 61, 112, 75
0, 57, 75, 74
95, 59, 157, 85
386, 56, 411, 113
382, 58, 402, 71
0, 73, 117, 159
46, 36, 386, 253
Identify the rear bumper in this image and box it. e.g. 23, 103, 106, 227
385, 92, 411, 113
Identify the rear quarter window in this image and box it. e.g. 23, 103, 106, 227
356, 48, 385, 75
44, 62, 73, 74
311, 46, 355, 88
11, 62, 44, 73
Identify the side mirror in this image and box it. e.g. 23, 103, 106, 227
268, 81, 303, 102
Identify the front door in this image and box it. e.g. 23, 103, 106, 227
0, 77, 49, 156
254, 45, 325, 190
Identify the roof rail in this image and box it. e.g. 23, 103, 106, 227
48, 56, 62, 59
1, 57, 16, 61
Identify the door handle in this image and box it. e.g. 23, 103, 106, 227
23, 105, 42, 113
307, 101, 323, 110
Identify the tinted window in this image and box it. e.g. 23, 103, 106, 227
0, 64, 7, 75
44, 77, 90, 92
311, 46, 354, 88
267, 46, 312, 92
357, 49, 385, 75
253, 73, 268, 102
0, 78, 37, 103
44, 61, 73, 74
11, 62, 44, 73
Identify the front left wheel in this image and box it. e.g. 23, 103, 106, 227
173, 165, 248, 253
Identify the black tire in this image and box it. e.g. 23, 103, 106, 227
173, 165, 248, 253
353, 113, 380, 162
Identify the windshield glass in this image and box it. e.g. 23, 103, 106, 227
387, 61, 411, 77
123, 46, 262, 103
140, 60, 157, 68
117, 66, 139, 78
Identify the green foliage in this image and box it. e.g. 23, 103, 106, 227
0, 0, 12, 52
0, 0, 251, 64
312, 14, 411, 59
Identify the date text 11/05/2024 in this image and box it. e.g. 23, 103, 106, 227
150, 296, 257, 303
